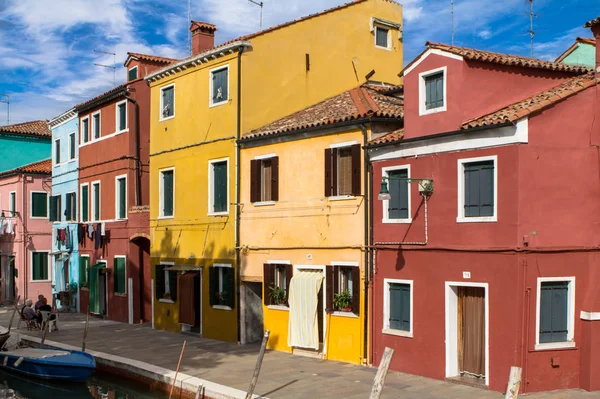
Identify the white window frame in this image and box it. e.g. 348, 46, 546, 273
91, 111, 101, 141
80, 116, 90, 145
29, 190, 48, 219
115, 100, 128, 133
80, 254, 90, 288
456, 155, 498, 223
80, 183, 89, 222
383, 278, 413, 337
209, 65, 229, 107
159, 84, 175, 122
66, 190, 77, 221
328, 141, 358, 201
91, 180, 101, 222
253, 153, 277, 206
330, 261, 359, 317
535, 276, 576, 350
8, 191, 16, 216
114, 255, 127, 296
115, 174, 127, 220
419, 66, 447, 116
374, 25, 392, 50
159, 167, 175, 219
128, 65, 138, 81
30, 250, 51, 282
53, 138, 61, 166
158, 261, 175, 303
68, 131, 77, 161
213, 263, 233, 310
382, 165, 412, 224
208, 158, 229, 216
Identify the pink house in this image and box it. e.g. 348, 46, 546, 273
0, 159, 53, 305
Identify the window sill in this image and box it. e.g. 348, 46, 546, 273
31, 280, 52, 283
534, 342, 575, 351
212, 305, 232, 311
456, 216, 497, 223
80, 287, 89, 291
382, 328, 412, 338
68, 159, 77, 163
375, 45, 392, 51
382, 218, 412, 224
419, 106, 447, 116
327, 195, 356, 202
159, 116, 175, 122
159, 299, 175, 304
208, 212, 229, 217
157, 215, 175, 220
332, 311, 358, 318
267, 305, 289, 311
209, 100, 229, 108
114, 293, 127, 297
254, 201, 276, 207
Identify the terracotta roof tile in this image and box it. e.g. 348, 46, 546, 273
74, 81, 130, 111
368, 128, 404, 145
577, 37, 596, 46
0, 120, 50, 138
584, 17, 600, 28
241, 85, 404, 140
125, 52, 179, 66
420, 42, 591, 74
462, 73, 597, 129
0, 159, 52, 178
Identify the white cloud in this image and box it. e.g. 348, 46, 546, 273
478, 29, 492, 40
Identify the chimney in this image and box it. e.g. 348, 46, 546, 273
190, 21, 217, 56
584, 17, 600, 72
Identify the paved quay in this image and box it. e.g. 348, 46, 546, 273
0, 310, 597, 399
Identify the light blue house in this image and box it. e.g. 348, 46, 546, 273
556, 37, 596, 68
0, 121, 52, 172
48, 109, 81, 312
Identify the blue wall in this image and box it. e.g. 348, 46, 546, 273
0, 135, 51, 173
50, 115, 80, 312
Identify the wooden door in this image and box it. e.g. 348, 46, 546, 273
458, 287, 485, 378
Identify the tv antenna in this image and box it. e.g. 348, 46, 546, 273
93, 49, 117, 87
450, 0, 455, 45
0, 94, 9, 125
526, 0, 538, 57
247, 0, 264, 30
188, 0, 192, 56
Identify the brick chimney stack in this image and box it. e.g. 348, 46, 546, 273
190, 21, 217, 56
584, 17, 600, 72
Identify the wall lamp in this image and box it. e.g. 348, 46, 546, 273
378, 177, 434, 200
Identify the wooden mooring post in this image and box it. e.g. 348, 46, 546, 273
504, 366, 522, 399
8, 295, 20, 332
168, 340, 187, 399
40, 318, 50, 348
245, 329, 270, 399
82, 303, 90, 352
369, 347, 394, 399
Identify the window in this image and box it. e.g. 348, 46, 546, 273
69, 132, 76, 160
382, 166, 411, 222
327, 265, 359, 314
65, 192, 76, 221
92, 112, 100, 140
536, 277, 575, 350
160, 85, 175, 120
8, 192, 16, 216
383, 279, 412, 337
209, 264, 234, 309
79, 256, 90, 287
115, 175, 127, 220
159, 169, 174, 218
155, 263, 177, 301
210, 66, 229, 106
324, 144, 361, 197
116, 101, 127, 132
419, 66, 447, 115
209, 159, 228, 214
263, 263, 292, 306
250, 156, 279, 203
114, 256, 126, 295
81, 117, 89, 144
91, 182, 100, 221
49, 195, 61, 222
80, 184, 89, 222
54, 139, 61, 165
375, 26, 390, 48
31, 252, 49, 281
128, 66, 138, 81
30, 191, 48, 218
458, 156, 497, 222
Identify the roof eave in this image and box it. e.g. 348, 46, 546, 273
74, 87, 128, 113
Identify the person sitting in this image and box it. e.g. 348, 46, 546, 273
22, 299, 36, 321
36, 298, 58, 331
34, 294, 44, 313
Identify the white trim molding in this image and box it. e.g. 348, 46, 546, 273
254, 153, 277, 160
267, 260, 291, 265
535, 276, 576, 350
115, 100, 128, 133
419, 66, 447, 116
374, 25, 392, 50
30, 250, 51, 283
115, 174, 128, 220
68, 131, 77, 161
457, 155, 498, 223
29, 190, 48, 219
114, 255, 127, 295
581, 311, 600, 321
209, 65, 230, 108
91, 110, 101, 141
208, 157, 229, 216
159, 84, 175, 122
383, 278, 413, 338
382, 164, 412, 224
80, 183, 89, 223
80, 115, 90, 145
91, 180, 101, 222
329, 141, 358, 149
403, 48, 464, 76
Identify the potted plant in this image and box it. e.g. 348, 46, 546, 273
81, 281, 89, 289
334, 290, 353, 312
163, 292, 172, 300
268, 285, 286, 306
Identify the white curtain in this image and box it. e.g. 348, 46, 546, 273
287, 270, 324, 350
55, 257, 65, 292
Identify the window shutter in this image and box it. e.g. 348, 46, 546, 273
79, 257, 89, 286
65, 193, 72, 221
119, 104, 127, 131
82, 186, 89, 222
155, 265, 165, 299
285, 264, 293, 306
324, 149, 333, 197
351, 267, 360, 315
90, 266, 99, 313
464, 165, 478, 217
119, 178, 126, 218
351, 144, 361, 196
224, 268, 235, 309
263, 263, 274, 305
209, 267, 218, 306
32, 193, 47, 218
169, 271, 178, 300
213, 162, 228, 212
271, 156, 279, 202
93, 185, 100, 220
114, 258, 126, 294
163, 171, 173, 216
479, 164, 494, 217
388, 170, 409, 219
250, 160, 261, 203
326, 266, 334, 311
333, 266, 340, 296
49, 196, 58, 222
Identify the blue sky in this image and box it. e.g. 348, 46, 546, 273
0, 0, 598, 124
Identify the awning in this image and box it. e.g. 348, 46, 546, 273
166, 265, 202, 271
287, 270, 324, 350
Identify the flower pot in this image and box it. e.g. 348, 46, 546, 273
343, 306, 353, 312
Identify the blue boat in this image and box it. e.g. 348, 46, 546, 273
0, 347, 96, 382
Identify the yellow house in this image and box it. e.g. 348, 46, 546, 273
238, 84, 404, 364
146, 0, 403, 342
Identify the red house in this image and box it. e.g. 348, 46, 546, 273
367, 19, 600, 393
74, 53, 175, 324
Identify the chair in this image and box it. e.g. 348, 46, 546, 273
40, 311, 58, 332
17, 308, 38, 331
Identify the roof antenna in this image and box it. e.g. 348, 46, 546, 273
450, 0, 455, 45
526, 0, 538, 57
247, 0, 264, 30
94, 49, 117, 87
0, 94, 9, 126
188, 0, 192, 56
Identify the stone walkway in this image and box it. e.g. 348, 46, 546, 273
0, 310, 597, 398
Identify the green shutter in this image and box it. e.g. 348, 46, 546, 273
212, 69, 228, 104
209, 267, 218, 306
89, 264, 102, 314
49, 196, 58, 222
389, 283, 410, 331
82, 185, 89, 222
93, 184, 100, 220
212, 161, 227, 212
169, 271, 178, 300
79, 256, 89, 286
388, 169, 409, 219
155, 265, 166, 299
464, 161, 494, 217
224, 267, 235, 309
540, 282, 569, 343
118, 104, 127, 131
65, 193, 72, 221
70, 133, 76, 160
9, 193, 15, 216
55, 140, 61, 164
162, 87, 174, 118
114, 257, 126, 294
31, 192, 47, 218
425, 72, 444, 110
82, 119, 89, 143
118, 178, 126, 219
375, 27, 388, 47
128, 67, 137, 81
32, 253, 45, 280
162, 171, 173, 217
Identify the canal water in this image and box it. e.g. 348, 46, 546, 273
0, 369, 168, 398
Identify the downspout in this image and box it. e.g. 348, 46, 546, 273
235, 47, 244, 343
360, 124, 369, 365
125, 95, 141, 206
21, 173, 27, 302
368, 140, 375, 365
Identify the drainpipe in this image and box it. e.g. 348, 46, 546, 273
125, 95, 141, 206
21, 173, 27, 303
235, 47, 245, 343
359, 124, 369, 365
